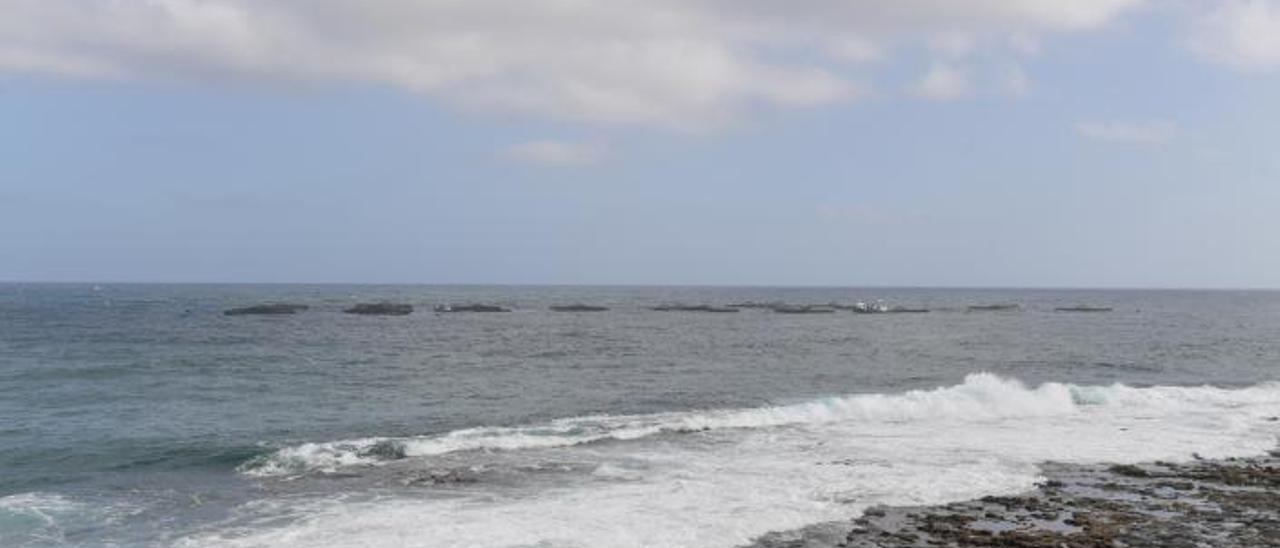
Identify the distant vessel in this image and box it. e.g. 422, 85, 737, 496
550, 304, 610, 312
1055, 306, 1113, 313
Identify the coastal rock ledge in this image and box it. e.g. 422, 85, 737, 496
343, 303, 414, 316
744, 451, 1280, 548
223, 303, 310, 316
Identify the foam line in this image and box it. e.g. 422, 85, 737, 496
239, 373, 1280, 477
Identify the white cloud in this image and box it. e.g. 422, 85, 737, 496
1009, 32, 1043, 57
1075, 120, 1178, 144
1189, 0, 1280, 71
930, 32, 977, 58
717, 0, 1144, 33
0, 0, 1146, 128
503, 140, 607, 167
911, 63, 970, 100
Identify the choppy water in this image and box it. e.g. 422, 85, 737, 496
1, 284, 1279, 547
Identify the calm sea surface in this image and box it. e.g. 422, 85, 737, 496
2, 284, 1279, 547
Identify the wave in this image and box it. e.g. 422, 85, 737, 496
239, 373, 1280, 477
0, 493, 95, 546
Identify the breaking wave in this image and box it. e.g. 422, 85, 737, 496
239, 373, 1280, 477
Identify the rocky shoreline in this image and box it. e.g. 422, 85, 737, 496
746, 451, 1280, 548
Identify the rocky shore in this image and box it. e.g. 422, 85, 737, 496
746, 451, 1280, 548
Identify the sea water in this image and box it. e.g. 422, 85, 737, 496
1, 284, 1278, 547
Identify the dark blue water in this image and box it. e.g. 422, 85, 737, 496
2, 284, 1278, 546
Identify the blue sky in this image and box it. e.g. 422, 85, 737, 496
2, 0, 1279, 287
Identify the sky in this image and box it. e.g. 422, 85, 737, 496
1, 0, 1279, 287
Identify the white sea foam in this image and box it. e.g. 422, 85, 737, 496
0, 492, 149, 547
201, 374, 1280, 548
240, 373, 1280, 477
0, 493, 107, 546
243, 373, 1088, 476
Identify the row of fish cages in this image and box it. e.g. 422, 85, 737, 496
223, 301, 1113, 317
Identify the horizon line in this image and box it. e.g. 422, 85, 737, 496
0, 279, 1276, 292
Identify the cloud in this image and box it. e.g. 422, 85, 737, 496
911, 63, 970, 100
503, 140, 607, 167
0, 0, 1146, 128
1075, 120, 1178, 144
1189, 0, 1280, 72
1009, 32, 1043, 57
930, 32, 976, 58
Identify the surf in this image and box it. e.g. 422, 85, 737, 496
239, 373, 1280, 477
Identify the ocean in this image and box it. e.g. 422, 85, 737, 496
1, 284, 1278, 547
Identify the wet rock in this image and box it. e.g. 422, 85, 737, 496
402, 468, 480, 487
223, 303, 310, 316
740, 452, 1280, 548
1108, 463, 1150, 478
1157, 480, 1196, 491
886, 307, 930, 314
770, 305, 837, 314
358, 440, 407, 460
727, 301, 785, 309
549, 304, 610, 312
967, 304, 1020, 311
344, 302, 414, 316
434, 304, 510, 313
650, 304, 739, 313
1054, 306, 1114, 312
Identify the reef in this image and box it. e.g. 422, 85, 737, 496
650, 304, 740, 313
550, 304, 610, 312
771, 305, 838, 314
434, 304, 511, 313
1055, 306, 1114, 313
343, 303, 414, 316
745, 451, 1280, 548
967, 304, 1020, 312
885, 307, 930, 314
727, 302, 786, 309
222, 303, 310, 316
